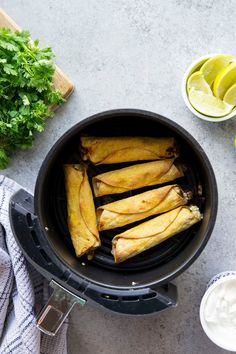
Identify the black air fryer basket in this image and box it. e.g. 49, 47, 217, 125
10, 109, 217, 336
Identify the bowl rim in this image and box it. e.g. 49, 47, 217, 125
182, 53, 236, 122
200, 273, 236, 351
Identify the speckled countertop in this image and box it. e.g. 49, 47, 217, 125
1, 1, 236, 353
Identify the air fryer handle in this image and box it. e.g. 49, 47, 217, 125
85, 282, 178, 315
37, 280, 86, 336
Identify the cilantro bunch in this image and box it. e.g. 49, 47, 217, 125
0, 28, 64, 169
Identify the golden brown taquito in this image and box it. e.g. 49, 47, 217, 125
97, 184, 190, 231
112, 205, 202, 263
80, 136, 178, 164
92, 159, 184, 197
64, 164, 100, 257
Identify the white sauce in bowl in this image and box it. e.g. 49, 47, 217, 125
204, 279, 236, 349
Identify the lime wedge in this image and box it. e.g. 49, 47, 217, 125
224, 82, 236, 105
187, 71, 212, 94
188, 88, 234, 117
200, 54, 234, 86
213, 62, 236, 99
223, 82, 236, 105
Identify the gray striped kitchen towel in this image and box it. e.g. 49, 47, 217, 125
0, 175, 68, 354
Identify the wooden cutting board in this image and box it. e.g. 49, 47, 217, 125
0, 8, 74, 102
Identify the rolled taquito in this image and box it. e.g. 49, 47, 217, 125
97, 184, 190, 231
80, 136, 178, 164
64, 164, 100, 257
112, 205, 202, 263
92, 159, 184, 197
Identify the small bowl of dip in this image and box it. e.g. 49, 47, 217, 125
200, 271, 236, 351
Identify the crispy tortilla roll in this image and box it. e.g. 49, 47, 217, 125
64, 164, 100, 257
80, 136, 178, 164
97, 184, 190, 231
92, 159, 184, 197
112, 205, 202, 263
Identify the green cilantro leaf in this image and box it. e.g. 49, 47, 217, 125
0, 28, 65, 169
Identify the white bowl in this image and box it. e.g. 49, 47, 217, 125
182, 54, 236, 122
200, 271, 236, 351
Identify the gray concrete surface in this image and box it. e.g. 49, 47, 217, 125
1, 0, 236, 353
